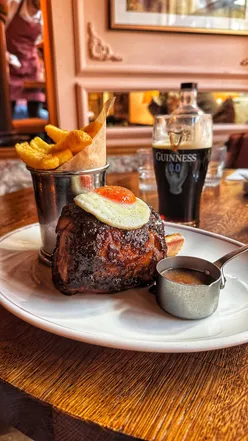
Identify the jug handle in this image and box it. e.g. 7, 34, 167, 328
213, 244, 248, 289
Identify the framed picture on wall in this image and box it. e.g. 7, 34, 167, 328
110, 0, 248, 35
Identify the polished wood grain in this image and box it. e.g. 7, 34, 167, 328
0, 147, 18, 159
23, 80, 46, 90
201, 182, 248, 243
0, 171, 248, 441
12, 118, 48, 134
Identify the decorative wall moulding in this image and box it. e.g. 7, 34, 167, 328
87, 22, 123, 62
76, 75, 248, 94
76, 86, 247, 153
73, 0, 248, 81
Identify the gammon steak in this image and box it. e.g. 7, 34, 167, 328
52, 203, 168, 295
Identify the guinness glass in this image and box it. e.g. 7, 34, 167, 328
152, 114, 212, 227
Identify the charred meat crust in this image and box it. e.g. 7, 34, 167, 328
52, 203, 167, 295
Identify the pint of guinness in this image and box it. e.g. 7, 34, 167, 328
152, 114, 212, 227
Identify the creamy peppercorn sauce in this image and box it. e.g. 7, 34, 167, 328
161, 268, 215, 286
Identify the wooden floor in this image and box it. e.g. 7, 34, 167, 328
0, 422, 32, 441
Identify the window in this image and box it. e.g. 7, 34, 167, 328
88, 91, 248, 126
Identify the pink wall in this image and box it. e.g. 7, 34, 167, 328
48, 0, 248, 145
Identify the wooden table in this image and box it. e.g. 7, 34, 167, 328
0, 172, 248, 441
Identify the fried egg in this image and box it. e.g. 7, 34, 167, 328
74, 186, 150, 230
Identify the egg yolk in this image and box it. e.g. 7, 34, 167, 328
95, 186, 136, 204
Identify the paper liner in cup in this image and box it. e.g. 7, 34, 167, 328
57, 97, 115, 172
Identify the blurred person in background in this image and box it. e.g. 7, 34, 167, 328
197, 92, 218, 115
213, 97, 235, 124
147, 92, 169, 117
5, 0, 45, 118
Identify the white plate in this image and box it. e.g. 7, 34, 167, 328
225, 168, 248, 181
0, 224, 248, 353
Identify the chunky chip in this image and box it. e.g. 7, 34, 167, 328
30, 137, 53, 154
16, 142, 44, 169
39, 155, 60, 170
15, 99, 114, 170
16, 127, 92, 170
45, 124, 68, 143
55, 148, 73, 165
16, 142, 60, 170
51, 130, 92, 155
82, 121, 102, 139
66, 130, 92, 154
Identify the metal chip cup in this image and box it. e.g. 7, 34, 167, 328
28, 164, 109, 265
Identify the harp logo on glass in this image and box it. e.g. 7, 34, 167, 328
165, 162, 188, 195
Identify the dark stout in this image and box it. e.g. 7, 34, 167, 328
153, 146, 211, 226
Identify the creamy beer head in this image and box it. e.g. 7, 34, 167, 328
153, 114, 212, 151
